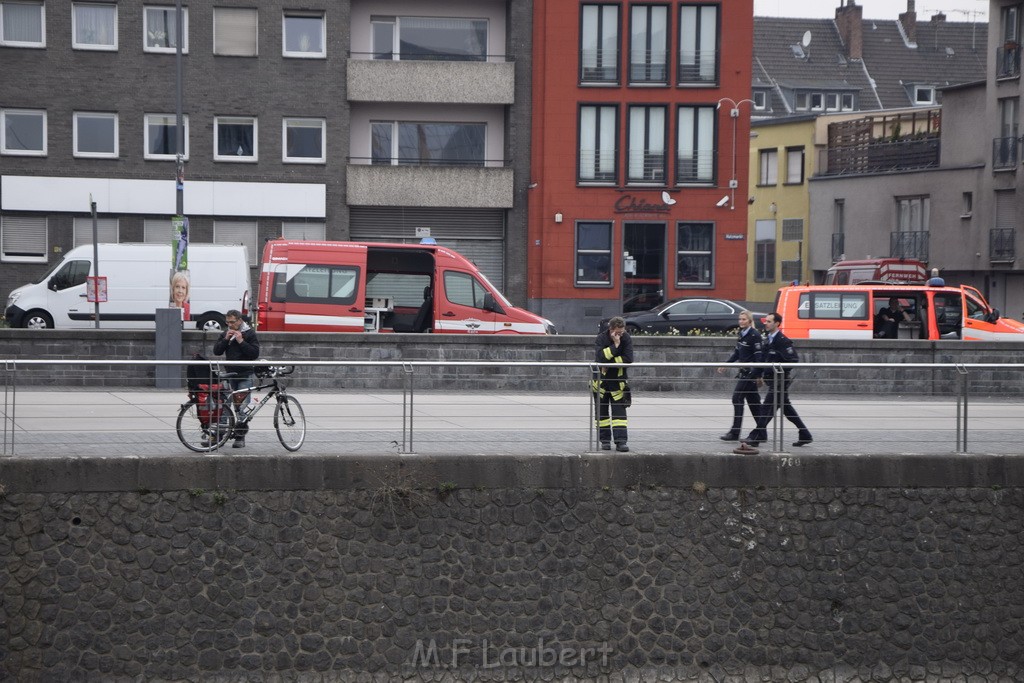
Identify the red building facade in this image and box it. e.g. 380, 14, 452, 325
528, 1, 754, 334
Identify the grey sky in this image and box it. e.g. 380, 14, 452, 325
753, 0, 989, 22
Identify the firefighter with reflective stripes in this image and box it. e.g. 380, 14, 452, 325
592, 316, 633, 452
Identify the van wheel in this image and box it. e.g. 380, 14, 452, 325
196, 314, 226, 332
23, 310, 54, 329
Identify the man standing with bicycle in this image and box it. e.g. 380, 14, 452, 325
213, 309, 260, 448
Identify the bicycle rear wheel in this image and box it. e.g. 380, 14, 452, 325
274, 395, 306, 451
177, 399, 235, 452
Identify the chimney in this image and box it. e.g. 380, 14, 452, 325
835, 0, 863, 60
899, 0, 918, 46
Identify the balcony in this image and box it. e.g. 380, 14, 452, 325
992, 136, 1019, 170
997, 43, 1022, 80
821, 112, 940, 176
347, 57, 514, 104
677, 49, 719, 85
990, 227, 1016, 263
629, 50, 669, 84
890, 231, 929, 262
347, 162, 513, 208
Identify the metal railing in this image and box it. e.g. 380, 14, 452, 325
2, 359, 1022, 458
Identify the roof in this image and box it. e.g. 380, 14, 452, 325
753, 16, 988, 118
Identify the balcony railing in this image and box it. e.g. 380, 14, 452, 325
677, 49, 718, 84
629, 50, 669, 83
997, 44, 1022, 79
990, 227, 1016, 262
992, 136, 1019, 170
675, 151, 715, 184
626, 151, 666, 183
824, 136, 940, 175
580, 49, 619, 83
831, 233, 845, 263
890, 231, 929, 262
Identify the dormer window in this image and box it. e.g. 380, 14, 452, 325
752, 90, 767, 111
913, 85, 936, 105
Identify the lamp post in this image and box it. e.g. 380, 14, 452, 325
716, 97, 754, 210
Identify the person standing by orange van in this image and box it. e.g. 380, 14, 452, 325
717, 310, 764, 441
746, 312, 812, 447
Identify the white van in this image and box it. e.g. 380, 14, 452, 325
5, 243, 250, 330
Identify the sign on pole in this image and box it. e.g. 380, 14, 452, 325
170, 216, 191, 320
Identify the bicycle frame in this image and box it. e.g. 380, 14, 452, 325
226, 377, 285, 426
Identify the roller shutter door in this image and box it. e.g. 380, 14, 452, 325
349, 207, 505, 288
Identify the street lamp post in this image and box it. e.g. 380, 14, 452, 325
716, 97, 754, 210
175, 0, 184, 215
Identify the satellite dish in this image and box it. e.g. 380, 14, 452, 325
802, 30, 812, 48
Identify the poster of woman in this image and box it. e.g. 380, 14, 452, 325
169, 270, 191, 320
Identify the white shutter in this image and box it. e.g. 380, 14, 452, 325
281, 221, 325, 240
214, 220, 257, 265
1, 215, 47, 262
214, 8, 257, 56
73, 217, 118, 246
144, 219, 173, 243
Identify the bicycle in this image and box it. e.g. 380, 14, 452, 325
177, 365, 306, 452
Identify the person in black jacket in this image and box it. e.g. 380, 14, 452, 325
212, 309, 260, 448
717, 310, 764, 441
745, 312, 812, 447
593, 316, 633, 452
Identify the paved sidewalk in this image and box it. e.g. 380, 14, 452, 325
1, 388, 1019, 458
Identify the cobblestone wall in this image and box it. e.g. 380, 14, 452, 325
2, 482, 1021, 681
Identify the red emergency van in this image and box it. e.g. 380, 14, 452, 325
256, 240, 555, 334
775, 282, 1024, 341
823, 258, 927, 285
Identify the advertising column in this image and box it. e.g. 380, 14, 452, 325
170, 215, 191, 322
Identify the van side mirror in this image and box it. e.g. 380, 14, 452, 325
987, 308, 1001, 323
483, 292, 503, 314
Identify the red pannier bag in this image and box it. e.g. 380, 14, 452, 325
192, 383, 225, 427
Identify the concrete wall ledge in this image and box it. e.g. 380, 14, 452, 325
4, 453, 1023, 494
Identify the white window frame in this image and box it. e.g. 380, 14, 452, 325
282, 11, 325, 58
144, 113, 189, 160
914, 85, 936, 105
0, 0, 46, 47
73, 217, 119, 247
72, 2, 118, 51
73, 111, 119, 158
1, 108, 47, 156
213, 6, 258, 57
785, 147, 804, 185
144, 5, 188, 54
826, 93, 839, 111
214, 220, 258, 266
281, 221, 326, 241
752, 91, 767, 111
1, 215, 47, 263
282, 117, 325, 163
214, 116, 258, 162
841, 93, 855, 111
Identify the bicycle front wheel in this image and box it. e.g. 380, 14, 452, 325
274, 395, 306, 451
177, 400, 235, 453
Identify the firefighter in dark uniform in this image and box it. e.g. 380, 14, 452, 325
746, 312, 813, 447
593, 316, 633, 452
717, 310, 764, 441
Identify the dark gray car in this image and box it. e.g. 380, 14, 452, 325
607, 298, 768, 335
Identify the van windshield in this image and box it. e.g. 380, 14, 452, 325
475, 270, 512, 308
34, 261, 65, 285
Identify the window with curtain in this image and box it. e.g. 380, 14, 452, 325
73, 217, 119, 246
1, 108, 46, 155
759, 149, 778, 185
1, 215, 47, 262
398, 16, 486, 61
629, 5, 667, 83
1, 0, 45, 46
580, 5, 618, 83
214, 116, 257, 161
283, 12, 325, 57
144, 5, 187, 53
676, 222, 713, 286
579, 105, 617, 183
785, 147, 804, 184
214, 7, 258, 56
679, 4, 717, 84
576, 221, 613, 286
145, 114, 188, 159
73, 3, 117, 50
677, 105, 715, 184
73, 112, 118, 157
283, 118, 325, 163
370, 121, 484, 166
627, 106, 665, 183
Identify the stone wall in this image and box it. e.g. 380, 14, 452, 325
2, 329, 1024, 396
1, 453, 1022, 681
